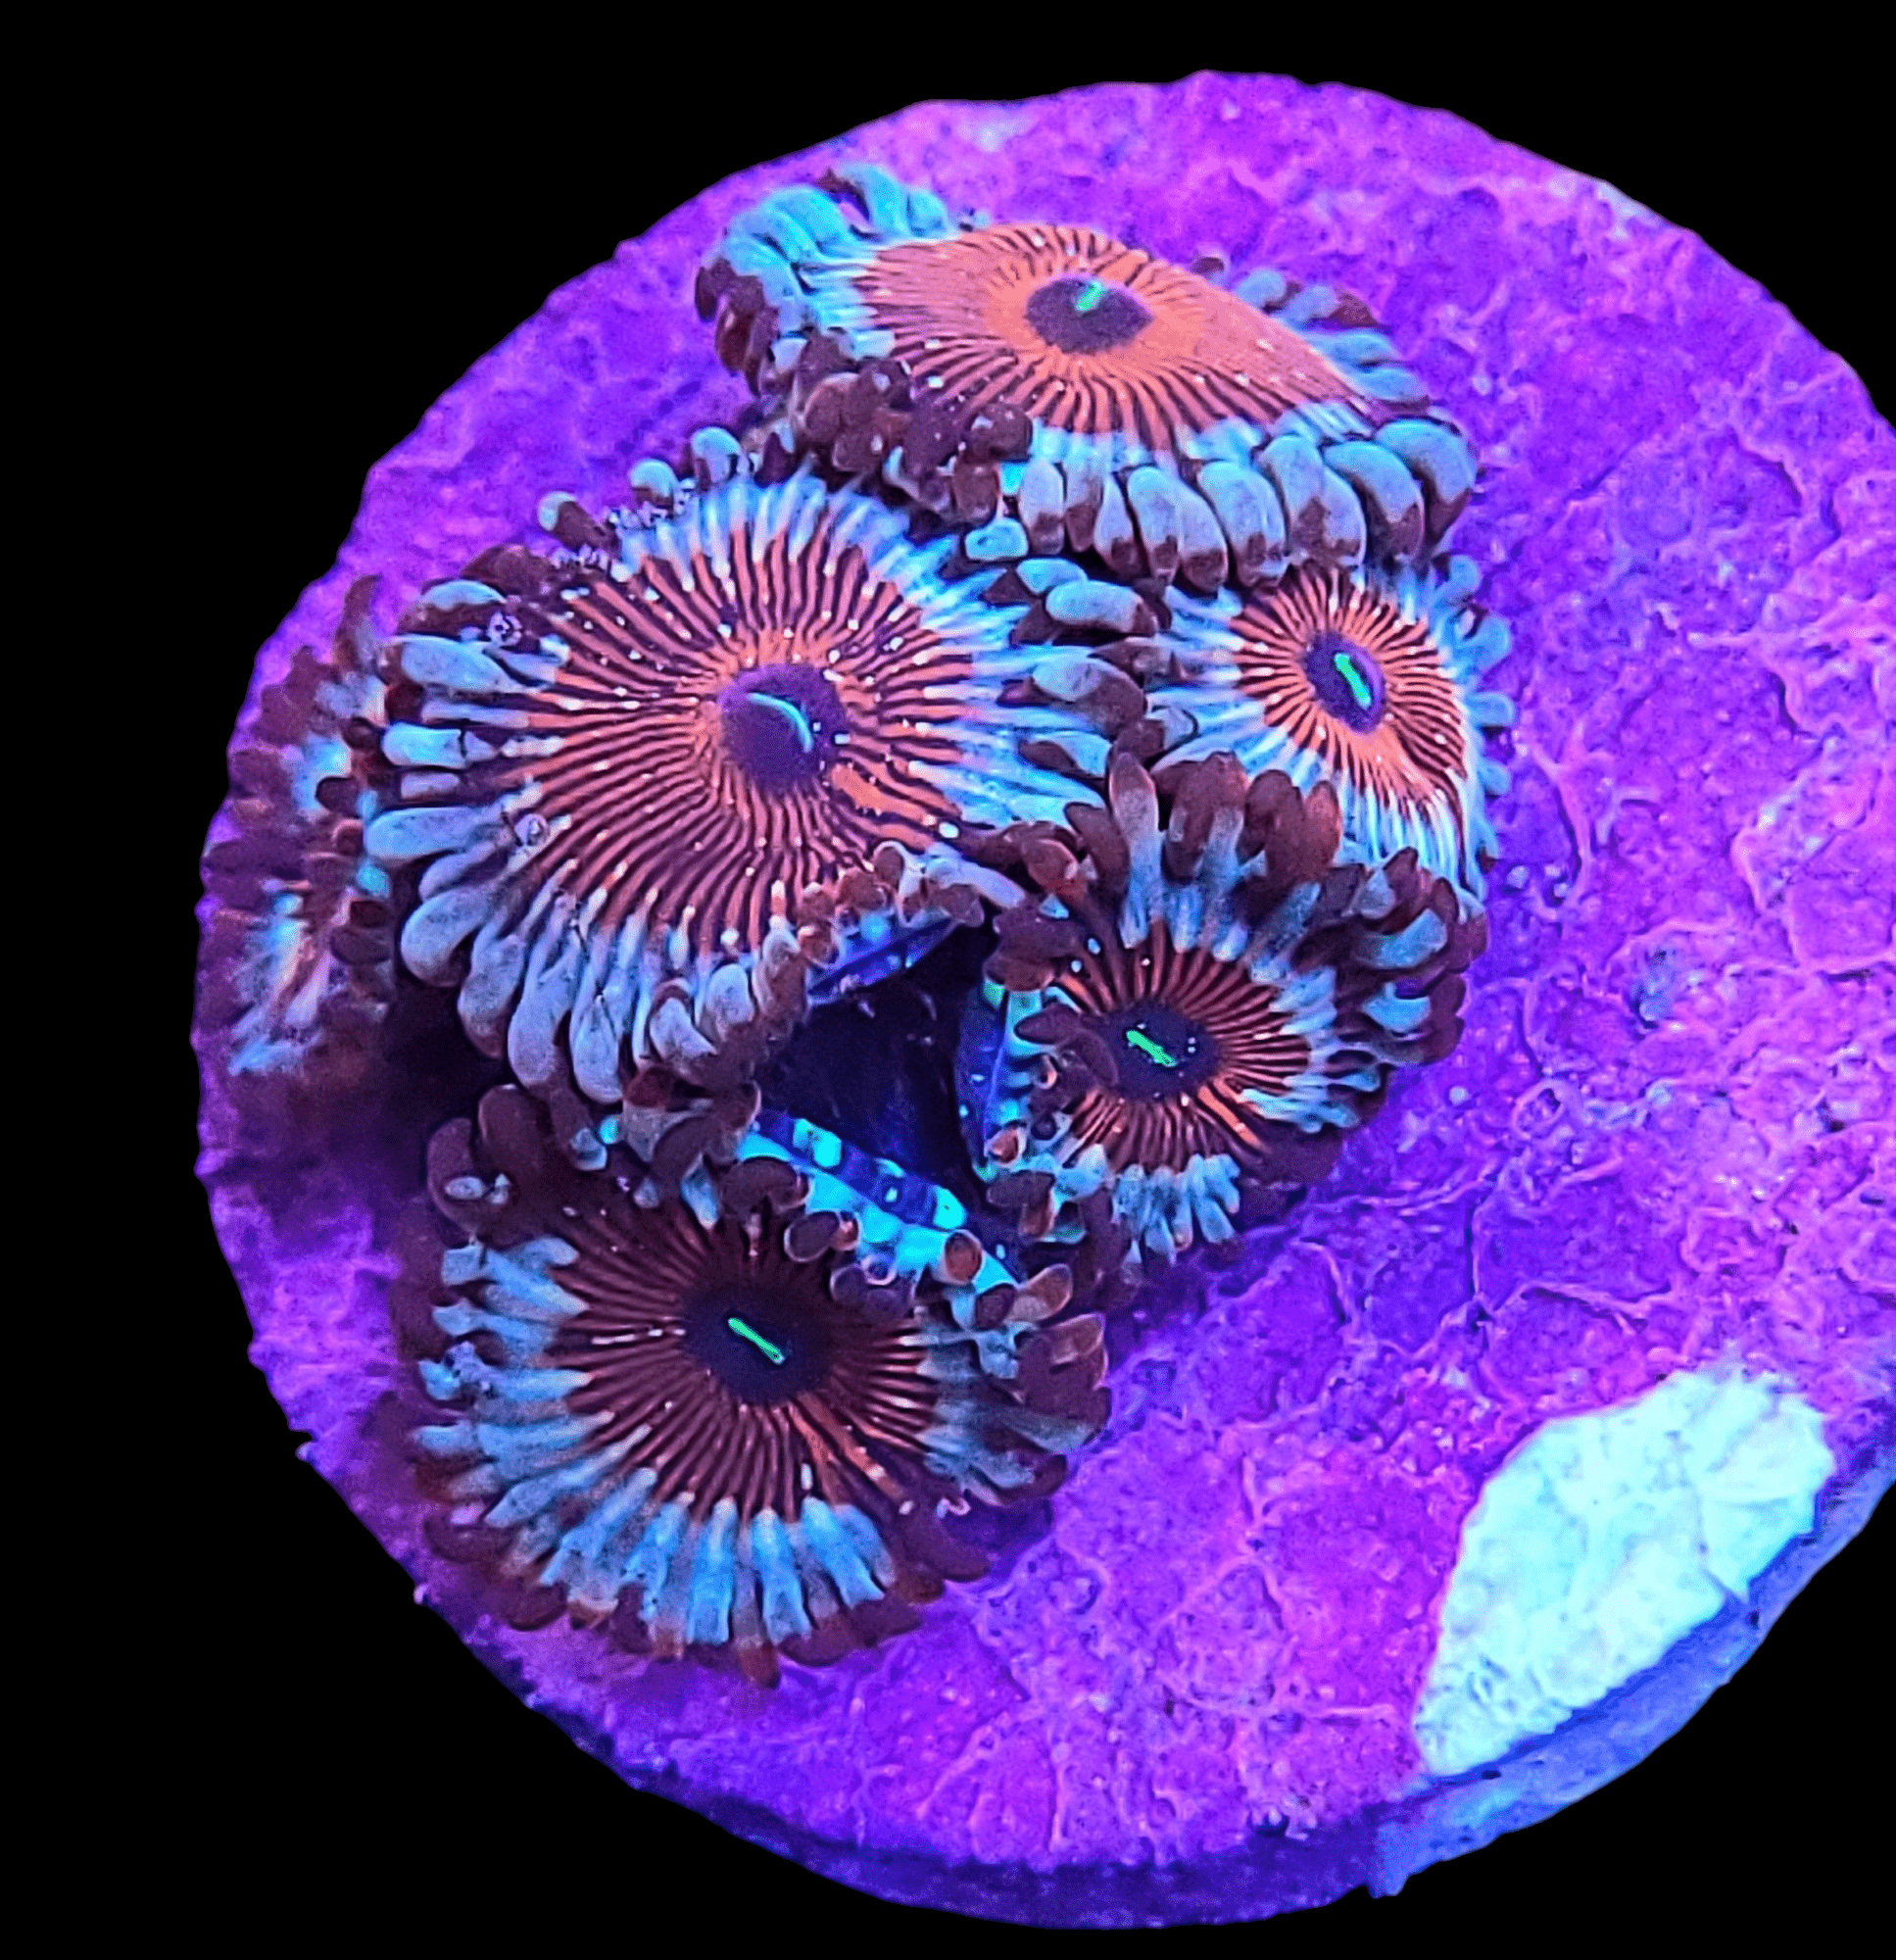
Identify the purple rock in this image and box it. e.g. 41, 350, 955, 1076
192, 72, 1891, 1928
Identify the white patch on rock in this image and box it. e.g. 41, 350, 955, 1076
1414, 1367, 1833, 1778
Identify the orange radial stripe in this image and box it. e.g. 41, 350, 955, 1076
1052, 928, 1314, 1173
855, 224, 1359, 442
550, 1208, 946, 1522
1226, 569, 1474, 813
479, 520, 976, 956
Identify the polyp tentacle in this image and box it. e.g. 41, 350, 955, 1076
366, 468, 1130, 1126
398, 1086, 1109, 1682
698, 166, 1478, 590
963, 753, 1484, 1286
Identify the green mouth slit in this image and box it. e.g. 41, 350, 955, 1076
750, 693, 816, 752
727, 1316, 787, 1366
1332, 650, 1375, 712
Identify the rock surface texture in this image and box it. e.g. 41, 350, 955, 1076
199, 72, 1893, 1927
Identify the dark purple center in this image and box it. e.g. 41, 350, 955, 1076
1024, 276, 1153, 354
718, 662, 848, 793
1303, 630, 1387, 733
1093, 1001, 1219, 1100
685, 1282, 833, 1405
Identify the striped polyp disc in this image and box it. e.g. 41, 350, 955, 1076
703, 165, 1483, 589
369, 470, 1088, 1097
1043, 918, 1325, 1173
407, 1087, 1108, 1681
519, 1193, 947, 1526
507, 480, 1007, 938
852, 222, 1361, 459
972, 754, 1484, 1267
1161, 561, 1514, 903
530, 514, 952, 926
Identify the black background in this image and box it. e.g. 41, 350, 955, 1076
166, 43, 1888, 1942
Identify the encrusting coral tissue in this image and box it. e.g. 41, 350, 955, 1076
197, 74, 1892, 1929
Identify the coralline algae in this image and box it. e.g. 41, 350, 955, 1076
196, 72, 1893, 1928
